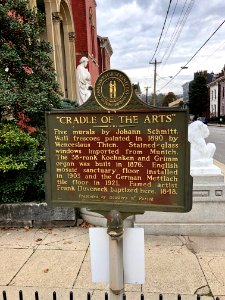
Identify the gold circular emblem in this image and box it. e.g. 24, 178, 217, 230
94, 70, 132, 110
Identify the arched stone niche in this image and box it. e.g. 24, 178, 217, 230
30, 0, 77, 101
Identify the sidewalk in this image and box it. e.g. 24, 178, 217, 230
1, 224, 225, 300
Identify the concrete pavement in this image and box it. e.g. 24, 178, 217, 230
1, 225, 225, 299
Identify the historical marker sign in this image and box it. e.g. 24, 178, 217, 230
45, 70, 192, 214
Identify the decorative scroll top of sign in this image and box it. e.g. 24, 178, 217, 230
94, 70, 133, 111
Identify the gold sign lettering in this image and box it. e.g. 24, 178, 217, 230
46, 69, 192, 214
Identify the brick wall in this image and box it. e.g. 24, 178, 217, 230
71, 0, 99, 85
97, 36, 112, 74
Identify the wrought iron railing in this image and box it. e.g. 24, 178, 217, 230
1, 291, 220, 300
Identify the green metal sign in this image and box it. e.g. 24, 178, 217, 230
45, 70, 192, 214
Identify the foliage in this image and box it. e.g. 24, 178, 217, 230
148, 93, 166, 106
60, 98, 79, 109
0, 0, 64, 203
161, 92, 176, 107
0, 123, 45, 202
0, 169, 44, 203
156, 93, 166, 106
0, 123, 39, 171
188, 72, 208, 117
0, 0, 62, 128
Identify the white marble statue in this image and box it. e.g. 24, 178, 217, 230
188, 120, 221, 175
76, 57, 92, 105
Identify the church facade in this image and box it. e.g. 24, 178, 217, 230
29, 0, 112, 102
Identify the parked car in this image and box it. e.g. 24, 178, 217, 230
197, 117, 208, 125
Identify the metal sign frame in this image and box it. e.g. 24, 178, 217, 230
45, 70, 192, 215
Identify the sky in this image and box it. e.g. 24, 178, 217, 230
96, 0, 225, 96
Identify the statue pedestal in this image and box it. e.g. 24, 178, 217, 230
134, 174, 225, 236
190, 165, 221, 176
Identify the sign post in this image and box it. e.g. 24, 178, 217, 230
45, 69, 192, 298
107, 210, 124, 299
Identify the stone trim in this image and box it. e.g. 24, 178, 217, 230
0, 203, 77, 228
52, 12, 63, 22
68, 31, 76, 41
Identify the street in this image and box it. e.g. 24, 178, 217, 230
206, 125, 225, 164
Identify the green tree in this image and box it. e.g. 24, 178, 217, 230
0, 0, 63, 202
147, 93, 165, 106
0, 123, 44, 202
0, 0, 62, 129
147, 93, 154, 105
188, 72, 208, 117
162, 92, 176, 107
157, 93, 166, 106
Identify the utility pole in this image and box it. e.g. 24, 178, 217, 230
150, 58, 161, 106
144, 86, 151, 104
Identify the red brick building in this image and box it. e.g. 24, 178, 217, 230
71, 0, 112, 85
29, 0, 112, 101
97, 36, 113, 73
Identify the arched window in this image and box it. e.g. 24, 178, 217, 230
37, 0, 47, 41
37, 0, 45, 13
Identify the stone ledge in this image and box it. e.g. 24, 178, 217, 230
193, 174, 225, 184
134, 176, 225, 235
134, 223, 225, 236
0, 203, 77, 228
